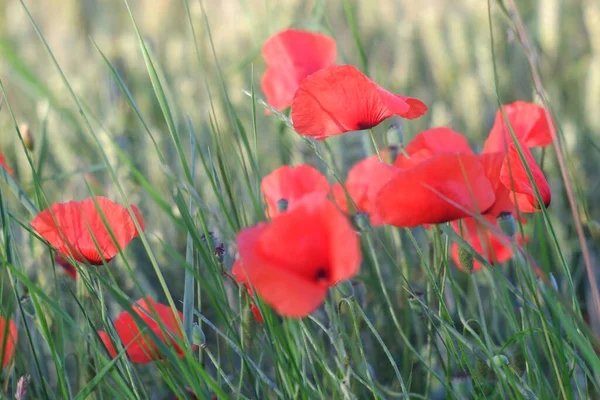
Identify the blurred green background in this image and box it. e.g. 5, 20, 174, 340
0, 0, 599, 326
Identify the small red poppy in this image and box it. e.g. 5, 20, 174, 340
260, 165, 330, 218
482, 101, 552, 153
98, 298, 188, 364
374, 153, 495, 228
394, 127, 473, 168
261, 29, 336, 112
0, 316, 17, 370
291, 65, 427, 139
332, 148, 399, 217
31, 197, 145, 265
0, 147, 13, 175
451, 215, 525, 272
500, 142, 551, 212
232, 260, 264, 323
235, 194, 361, 318
55, 254, 78, 280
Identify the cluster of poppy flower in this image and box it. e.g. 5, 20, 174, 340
0, 28, 552, 369
231, 29, 552, 319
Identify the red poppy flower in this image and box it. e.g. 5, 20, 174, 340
232, 260, 264, 323
482, 101, 552, 153
31, 197, 145, 265
394, 127, 473, 168
261, 165, 330, 218
451, 215, 525, 272
55, 254, 78, 280
0, 147, 13, 175
374, 153, 495, 228
500, 142, 551, 212
0, 316, 17, 370
332, 147, 399, 217
478, 153, 515, 217
235, 194, 361, 318
261, 29, 336, 112
98, 298, 189, 364
291, 65, 427, 139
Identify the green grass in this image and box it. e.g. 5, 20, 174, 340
1, 0, 600, 398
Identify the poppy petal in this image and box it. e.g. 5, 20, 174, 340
500, 143, 551, 212
375, 153, 495, 227
291, 65, 426, 138
31, 197, 145, 265
0, 147, 13, 175
55, 254, 78, 280
260, 165, 330, 218
478, 153, 515, 217
0, 317, 17, 369
236, 195, 361, 317
261, 29, 336, 111
98, 331, 118, 359
483, 101, 552, 153
395, 127, 473, 168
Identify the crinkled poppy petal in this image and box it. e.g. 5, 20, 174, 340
451, 216, 522, 272
261, 29, 336, 111
483, 101, 552, 153
375, 153, 495, 227
500, 143, 551, 212
0, 317, 17, 369
113, 308, 157, 364
395, 127, 473, 168
236, 195, 361, 317
260, 165, 330, 218
0, 147, 13, 175
134, 298, 188, 357
291, 65, 426, 138
478, 153, 515, 217
31, 197, 144, 265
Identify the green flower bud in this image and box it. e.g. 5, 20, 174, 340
192, 324, 206, 349
458, 246, 474, 273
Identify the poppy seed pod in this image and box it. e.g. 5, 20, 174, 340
458, 247, 474, 273
497, 212, 517, 237
277, 199, 289, 213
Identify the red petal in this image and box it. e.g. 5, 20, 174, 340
98, 331, 117, 359
236, 195, 361, 317
260, 165, 330, 218
0, 317, 17, 369
451, 216, 523, 272
31, 197, 145, 265
500, 143, 551, 212
291, 65, 426, 138
478, 153, 515, 217
0, 147, 13, 175
55, 254, 78, 280
375, 153, 495, 227
395, 127, 473, 168
483, 101, 552, 153
261, 29, 336, 111
251, 304, 264, 323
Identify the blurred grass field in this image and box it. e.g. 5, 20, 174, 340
2, 0, 600, 398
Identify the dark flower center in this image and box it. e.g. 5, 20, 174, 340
314, 267, 329, 283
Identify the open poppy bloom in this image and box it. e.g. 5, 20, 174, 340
261, 29, 336, 112
500, 142, 551, 212
261, 165, 330, 218
98, 298, 189, 364
332, 147, 399, 217
374, 153, 495, 228
291, 65, 427, 139
31, 197, 145, 265
394, 127, 473, 168
451, 215, 526, 272
55, 254, 78, 280
1, 316, 17, 370
0, 147, 13, 175
235, 194, 361, 318
482, 101, 552, 153
232, 260, 264, 323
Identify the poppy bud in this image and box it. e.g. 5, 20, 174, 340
353, 212, 370, 231
192, 324, 206, 349
277, 199, 288, 213
492, 354, 509, 367
20, 124, 34, 152
497, 212, 517, 237
458, 247, 474, 273
450, 371, 473, 398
